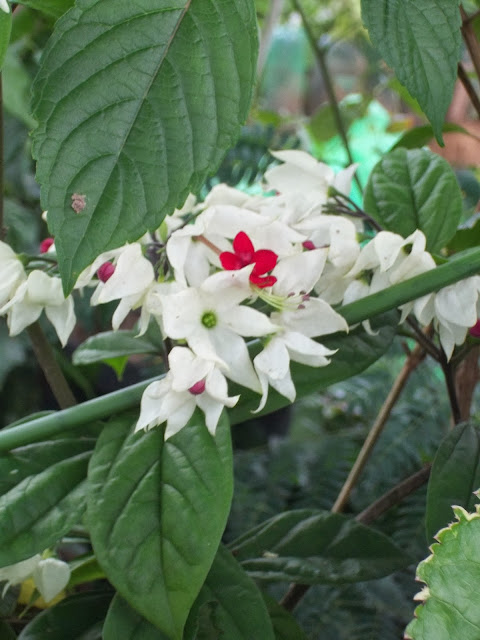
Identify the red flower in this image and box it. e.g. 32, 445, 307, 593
220, 231, 278, 288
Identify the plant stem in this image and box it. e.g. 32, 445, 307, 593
1, 246, 480, 450
355, 464, 431, 526
27, 322, 77, 409
0, 73, 4, 242
457, 62, 480, 119
439, 354, 462, 425
279, 464, 432, 611
332, 341, 426, 513
291, 0, 362, 192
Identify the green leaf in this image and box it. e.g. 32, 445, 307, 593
361, 0, 461, 143
31, 0, 258, 293
68, 555, 105, 588
426, 422, 480, 541
184, 544, 275, 640
405, 501, 480, 639
3, 44, 36, 129
448, 219, 480, 253
18, 591, 111, 640
0, 436, 94, 495
87, 411, 233, 640
0, 8, 11, 72
17, 0, 75, 18
230, 312, 398, 423
262, 594, 309, 640
72, 330, 159, 366
0, 437, 97, 566
390, 123, 468, 151
364, 148, 462, 252
0, 621, 16, 640
103, 594, 169, 640
230, 509, 410, 584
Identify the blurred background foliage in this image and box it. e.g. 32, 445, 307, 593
2, 1, 480, 637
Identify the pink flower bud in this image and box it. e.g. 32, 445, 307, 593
97, 261, 116, 282
40, 237, 54, 253
470, 320, 480, 338
302, 240, 315, 251
188, 379, 206, 395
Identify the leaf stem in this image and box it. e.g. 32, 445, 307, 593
291, 0, 362, 192
1, 246, 480, 450
26, 322, 77, 409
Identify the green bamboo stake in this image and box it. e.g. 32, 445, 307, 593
1, 246, 480, 452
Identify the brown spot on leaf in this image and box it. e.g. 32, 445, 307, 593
71, 193, 86, 213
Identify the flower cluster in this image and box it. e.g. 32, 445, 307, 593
1, 150, 479, 438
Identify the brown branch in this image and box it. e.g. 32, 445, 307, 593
457, 62, 480, 119
461, 5, 480, 88
27, 322, 77, 409
332, 340, 426, 513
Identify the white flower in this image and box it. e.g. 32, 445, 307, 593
253, 251, 348, 410
161, 268, 277, 392
135, 347, 239, 438
90, 244, 155, 330
264, 150, 357, 218
0, 241, 26, 307
0, 270, 75, 346
412, 277, 480, 360
0, 555, 70, 603
0, 0, 10, 14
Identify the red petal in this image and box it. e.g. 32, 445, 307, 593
220, 251, 243, 271
233, 231, 254, 265
250, 274, 277, 288
251, 249, 278, 275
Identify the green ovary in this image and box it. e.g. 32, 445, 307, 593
201, 310, 217, 329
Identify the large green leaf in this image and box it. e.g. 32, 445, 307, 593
405, 501, 480, 639
390, 123, 468, 151
0, 621, 16, 640
103, 595, 169, 640
230, 312, 398, 423
0, 437, 95, 495
31, 0, 258, 293
87, 411, 233, 640
363, 148, 462, 252
426, 422, 480, 541
0, 438, 96, 566
18, 591, 111, 640
184, 544, 275, 640
230, 509, 410, 584
361, 0, 461, 143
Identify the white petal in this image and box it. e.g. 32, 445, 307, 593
7, 300, 42, 336
0, 555, 41, 588
169, 347, 213, 392
164, 399, 196, 439
161, 288, 203, 339
210, 327, 260, 392
45, 297, 76, 346
280, 298, 348, 338
254, 337, 290, 380
273, 249, 328, 297
205, 367, 239, 407
27, 271, 65, 307
33, 559, 70, 603
221, 305, 277, 337
98, 244, 154, 303
283, 331, 336, 366
435, 279, 479, 327
196, 395, 225, 435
